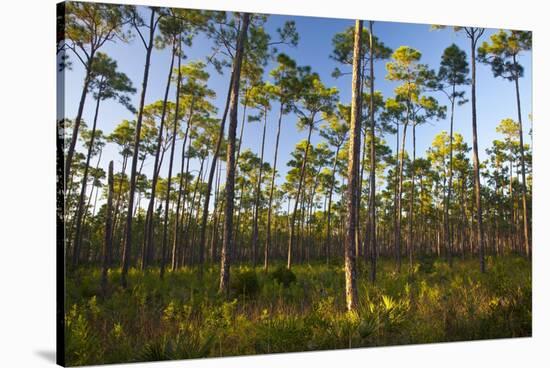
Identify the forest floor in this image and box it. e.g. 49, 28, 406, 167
65, 255, 531, 366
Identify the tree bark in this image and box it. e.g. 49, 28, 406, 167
368, 20, 377, 282
444, 88, 456, 266
174, 134, 193, 269
513, 56, 530, 258
287, 123, 314, 269
65, 52, 95, 191
393, 122, 400, 267
198, 70, 235, 279
142, 40, 177, 270
122, 8, 157, 288
219, 13, 250, 294
252, 108, 267, 267
407, 123, 416, 272
101, 161, 114, 296
344, 19, 363, 312
72, 91, 102, 266
209, 161, 223, 263
171, 107, 193, 270
469, 34, 486, 273
395, 121, 407, 273
265, 103, 284, 271
325, 145, 340, 264
160, 41, 183, 279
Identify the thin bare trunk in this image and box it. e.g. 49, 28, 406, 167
287, 123, 314, 269
469, 32, 486, 273
252, 109, 267, 267
395, 122, 408, 273
325, 145, 340, 264
407, 123, 416, 273
101, 161, 114, 296
368, 20, 377, 282
73, 92, 102, 266
444, 89, 456, 266
265, 103, 284, 271
198, 70, 235, 278
512, 59, 530, 258
143, 40, 177, 270
122, 9, 157, 288
344, 19, 362, 312
65, 53, 95, 190
160, 44, 183, 279
220, 14, 250, 294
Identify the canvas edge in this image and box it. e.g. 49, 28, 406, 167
56, 1, 67, 366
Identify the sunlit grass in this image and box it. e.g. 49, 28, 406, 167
65, 256, 531, 366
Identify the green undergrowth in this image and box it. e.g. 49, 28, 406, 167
65, 256, 531, 366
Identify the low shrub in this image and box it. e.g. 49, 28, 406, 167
271, 266, 297, 288
230, 269, 260, 297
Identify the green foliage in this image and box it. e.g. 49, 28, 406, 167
271, 265, 297, 287
478, 30, 532, 81
330, 24, 392, 78
417, 254, 437, 274
65, 303, 100, 366
89, 52, 136, 112
64, 258, 531, 366
230, 269, 261, 297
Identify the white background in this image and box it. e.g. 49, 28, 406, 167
0, 0, 548, 367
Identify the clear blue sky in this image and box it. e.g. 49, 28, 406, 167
62, 6, 532, 206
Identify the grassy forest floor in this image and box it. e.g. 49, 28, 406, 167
65, 256, 531, 366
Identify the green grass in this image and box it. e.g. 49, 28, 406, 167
64, 256, 531, 366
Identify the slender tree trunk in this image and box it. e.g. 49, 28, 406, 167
360, 128, 368, 261
393, 123, 400, 267
91, 160, 101, 216
287, 123, 314, 269
122, 9, 156, 288
444, 92, 456, 266
189, 169, 208, 263
469, 36, 486, 273
419, 174, 425, 254
325, 145, 340, 265
233, 180, 245, 260
357, 55, 368, 265
395, 122, 408, 273
172, 110, 193, 270
111, 153, 128, 265
407, 123, 416, 272
513, 60, 530, 258
236, 92, 248, 165
210, 162, 223, 263
183, 156, 205, 266
252, 109, 267, 267
160, 44, 183, 279
82, 147, 103, 231
299, 196, 307, 264
198, 70, 235, 279
304, 163, 323, 263
101, 161, 114, 296
65, 53, 95, 190
220, 14, 250, 294
229, 96, 248, 260
175, 135, 193, 268
460, 176, 467, 259
265, 103, 284, 271
72, 92, 102, 267
344, 19, 363, 312
368, 20, 377, 283
143, 40, 177, 270
509, 159, 515, 254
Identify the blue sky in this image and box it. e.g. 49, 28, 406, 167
62, 6, 532, 204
